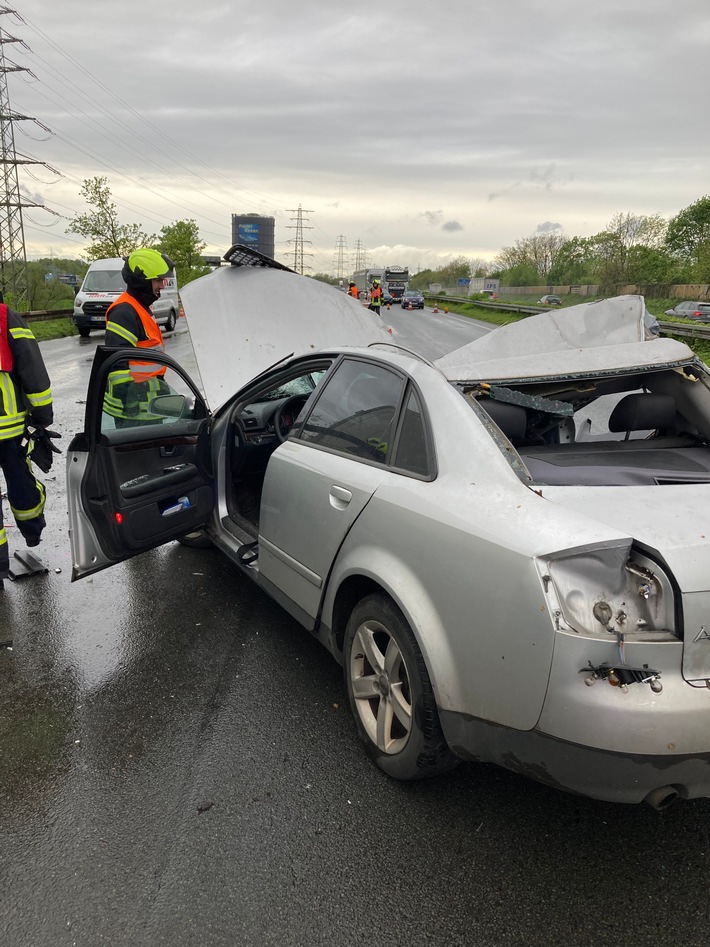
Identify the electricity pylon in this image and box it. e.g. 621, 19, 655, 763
0, 9, 52, 309
352, 239, 367, 273
333, 234, 347, 280
285, 204, 314, 275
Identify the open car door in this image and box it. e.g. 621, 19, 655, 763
67, 346, 214, 580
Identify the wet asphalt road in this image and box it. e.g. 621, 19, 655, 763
1, 310, 710, 947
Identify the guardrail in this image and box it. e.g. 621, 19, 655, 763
657, 321, 710, 340
426, 294, 710, 341
25, 308, 73, 323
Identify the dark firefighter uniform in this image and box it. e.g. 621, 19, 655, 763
0, 303, 53, 579
103, 249, 174, 427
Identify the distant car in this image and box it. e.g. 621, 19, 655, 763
539, 295, 562, 306
481, 290, 498, 299
401, 289, 425, 309
382, 292, 394, 306
664, 301, 710, 322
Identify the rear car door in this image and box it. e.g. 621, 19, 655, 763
67, 346, 214, 580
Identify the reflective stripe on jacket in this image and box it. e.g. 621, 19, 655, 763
104, 293, 167, 421
0, 304, 53, 440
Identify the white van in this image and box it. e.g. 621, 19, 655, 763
72, 257, 180, 338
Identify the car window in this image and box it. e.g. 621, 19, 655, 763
298, 359, 404, 463
101, 359, 203, 433
393, 388, 430, 476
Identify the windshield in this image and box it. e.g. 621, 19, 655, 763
82, 269, 125, 293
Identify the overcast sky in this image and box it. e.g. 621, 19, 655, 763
6, 0, 710, 274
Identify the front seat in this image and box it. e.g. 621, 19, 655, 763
608, 393, 676, 440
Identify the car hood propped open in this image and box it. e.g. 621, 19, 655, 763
435, 294, 694, 382
180, 253, 393, 409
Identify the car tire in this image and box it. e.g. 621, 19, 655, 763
176, 529, 212, 549
164, 309, 177, 332
78, 327, 91, 338
344, 593, 458, 781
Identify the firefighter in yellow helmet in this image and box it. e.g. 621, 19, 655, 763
103, 249, 175, 427
368, 279, 383, 315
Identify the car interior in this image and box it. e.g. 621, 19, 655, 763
470, 364, 710, 486
223, 358, 430, 538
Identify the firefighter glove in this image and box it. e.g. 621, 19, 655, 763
28, 427, 62, 473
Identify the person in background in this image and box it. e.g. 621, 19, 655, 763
368, 279, 383, 315
348, 281, 359, 300
103, 248, 174, 428
0, 293, 56, 581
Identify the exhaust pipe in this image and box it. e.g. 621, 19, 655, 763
645, 786, 680, 811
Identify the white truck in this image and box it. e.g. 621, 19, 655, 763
468, 277, 500, 297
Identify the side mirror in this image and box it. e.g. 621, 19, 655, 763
148, 394, 188, 419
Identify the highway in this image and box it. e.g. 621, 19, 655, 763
1, 308, 709, 947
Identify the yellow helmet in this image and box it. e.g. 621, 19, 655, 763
126, 248, 173, 280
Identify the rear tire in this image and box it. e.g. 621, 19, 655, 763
344, 593, 458, 780
164, 309, 177, 332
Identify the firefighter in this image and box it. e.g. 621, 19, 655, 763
103, 248, 175, 428
0, 298, 55, 580
348, 281, 359, 299
368, 279, 383, 315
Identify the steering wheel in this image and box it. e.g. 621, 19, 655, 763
273, 394, 309, 443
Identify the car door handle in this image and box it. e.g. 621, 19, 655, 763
120, 464, 198, 498
330, 485, 352, 509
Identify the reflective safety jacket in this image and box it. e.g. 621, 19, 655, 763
370, 286, 382, 304
0, 304, 53, 441
104, 292, 168, 422
349, 285, 359, 298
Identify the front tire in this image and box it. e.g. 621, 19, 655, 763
164, 309, 177, 332
78, 327, 91, 338
344, 593, 458, 780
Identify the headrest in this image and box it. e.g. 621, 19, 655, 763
608, 393, 676, 433
481, 400, 527, 440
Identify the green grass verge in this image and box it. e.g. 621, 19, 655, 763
30, 317, 78, 342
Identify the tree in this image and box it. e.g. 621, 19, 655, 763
26, 260, 84, 310
155, 219, 210, 285
666, 196, 710, 279
547, 237, 598, 284
499, 262, 540, 287
309, 273, 341, 286
495, 232, 567, 281
625, 245, 679, 284
66, 176, 155, 260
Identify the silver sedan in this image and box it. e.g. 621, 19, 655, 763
67, 249, 710, 809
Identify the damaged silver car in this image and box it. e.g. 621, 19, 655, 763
67, 247, 710, 808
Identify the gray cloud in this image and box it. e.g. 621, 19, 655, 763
11, 0, 710, 273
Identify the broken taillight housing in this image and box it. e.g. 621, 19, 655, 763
540, 543, 677, 641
